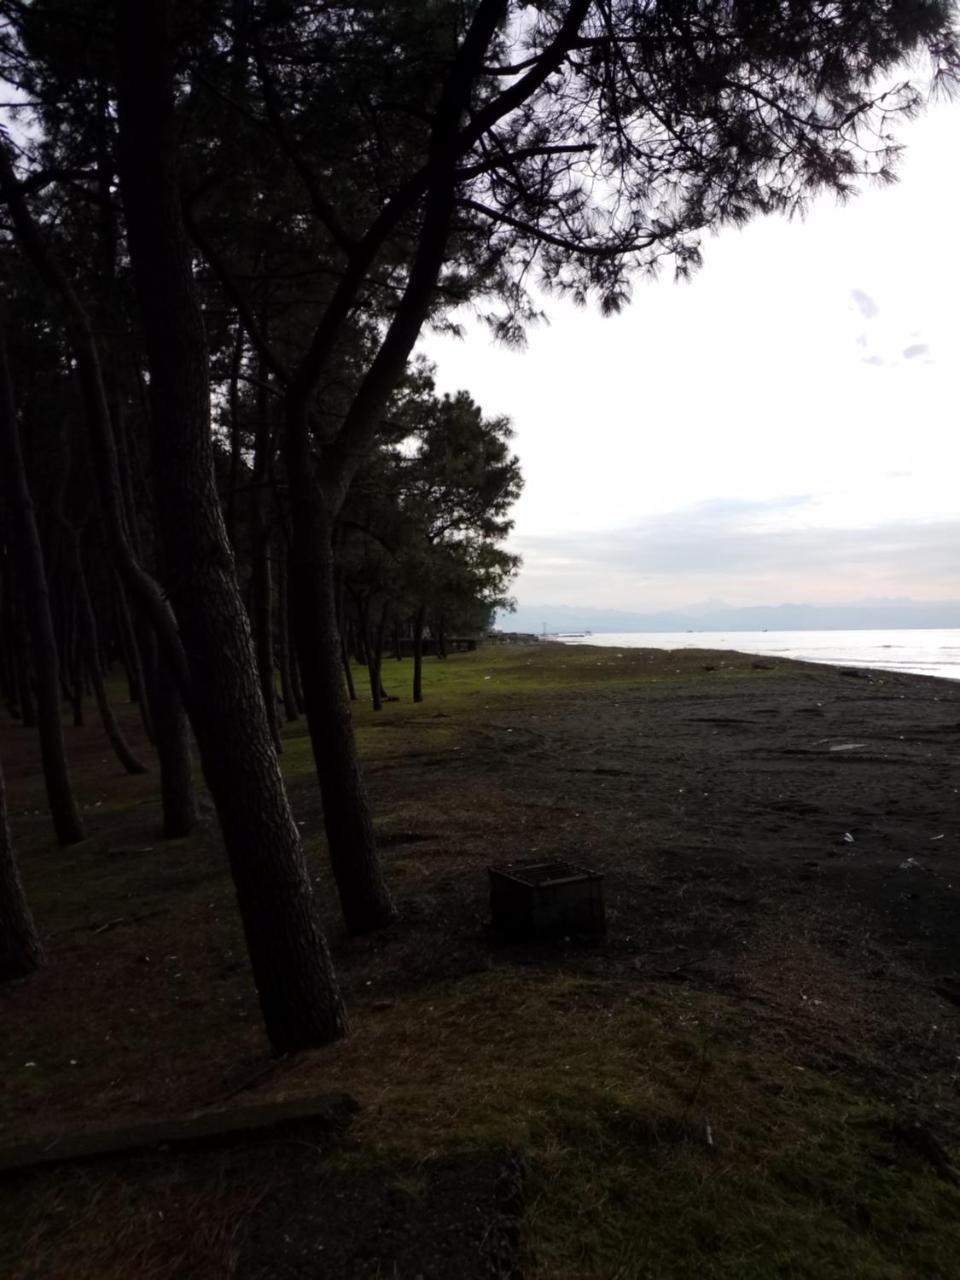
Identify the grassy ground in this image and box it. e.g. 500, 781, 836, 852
2, 643, 960, 1278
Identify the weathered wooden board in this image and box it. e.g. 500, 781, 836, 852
0, 1092, 358, 1177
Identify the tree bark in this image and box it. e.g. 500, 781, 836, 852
412, 603, 426, 703
340, 627, 357, 703
0, 754, 44, 981
436, 615, 447, 660
284, 399, 396, 933
287, 571, 305, 714
138, 622, 198, 839
225, 320, 244, 549
0, 330, 85, 846
0, 562, 17, 717
361, 598, 383, 712
114, 576, 154, 742
115, 0, 345, 1051
248, 363, 281, 751
67, 529, 148, 776
250, 517, 280, 750
276, 547, 299, 723
66, 593, 85, 727
12, 596, 36, 728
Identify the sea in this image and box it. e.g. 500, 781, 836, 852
554, 628, 960, 682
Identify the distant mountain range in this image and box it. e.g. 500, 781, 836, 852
499, 599, 960, 634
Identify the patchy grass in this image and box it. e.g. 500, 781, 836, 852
4, 970, 959, 1278
2, 642, 960, 1278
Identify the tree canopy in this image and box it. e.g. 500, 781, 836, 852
0, 0, 955, 1049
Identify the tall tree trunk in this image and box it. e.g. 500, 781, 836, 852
286, 570, 305, 714
248, 366, 281, 751
436, 615, 447, 660
114, 576, 154, 741
284, 398, 396, 933
361, 598, 383, 713
412, 603, 426, 703
115, 0, 345, 1051
225, 320, 244, 550
13, 606, 36, 728
340, 627, 357, 703
114, 594, 141, 705
139, 622, 198, 839
276, 547, 299, 723
65, 592, 85, 727
354, 617, 368, 667
0, 754, 44, 981
249, 518, 280, 750
67, 530, 148, 776
372, 605, 388, 709
0, 562, 17, 717
0, 331, 85, 846
71, 667, 85, 726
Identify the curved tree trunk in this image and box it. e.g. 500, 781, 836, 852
0, 566, 17, 718
284, 399, 396, 934
69, 592, 85, 727
248, 344, 281, 752
276, 548, 299, 723
67, 530, 148, 776
0, 331, 85, 846
138, 622, 198, 838
13, 610, 36, 727
114, 576, 154, 741
225, 320, 244, 550
340, 627, 357, 703
0, 754, 44, 981
361, 598, 383, 713
116, 0, 345, 1051
287, 575, 305, 714
250, 519, 281, 751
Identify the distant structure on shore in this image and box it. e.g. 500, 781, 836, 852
540, 622, 593, 640
487, 627, 594, 644
488, 630, 540, 644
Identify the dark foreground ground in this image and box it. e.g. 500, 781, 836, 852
2, 644, 960, 1278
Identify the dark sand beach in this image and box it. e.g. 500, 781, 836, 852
3, 644, 960, 1278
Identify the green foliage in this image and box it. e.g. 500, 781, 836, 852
339, 367, 523, 638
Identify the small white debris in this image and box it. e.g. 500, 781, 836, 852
843, 832, 855, 844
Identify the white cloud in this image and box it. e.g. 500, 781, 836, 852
420, 97, 960, 612
851, 288, 880, 320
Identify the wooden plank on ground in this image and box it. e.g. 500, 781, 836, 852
0, 1092, 358, 1177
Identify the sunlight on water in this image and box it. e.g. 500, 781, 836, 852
558, 629, 960, 681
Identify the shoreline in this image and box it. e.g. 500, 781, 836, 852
542, 629, 960, 682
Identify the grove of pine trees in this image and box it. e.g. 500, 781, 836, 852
0, 1, 956, 1052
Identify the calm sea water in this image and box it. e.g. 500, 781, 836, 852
556, 628, 960, 682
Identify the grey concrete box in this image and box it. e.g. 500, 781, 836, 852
489, 860, 605, 940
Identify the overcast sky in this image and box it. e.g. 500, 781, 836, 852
420, 96, 960, 614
